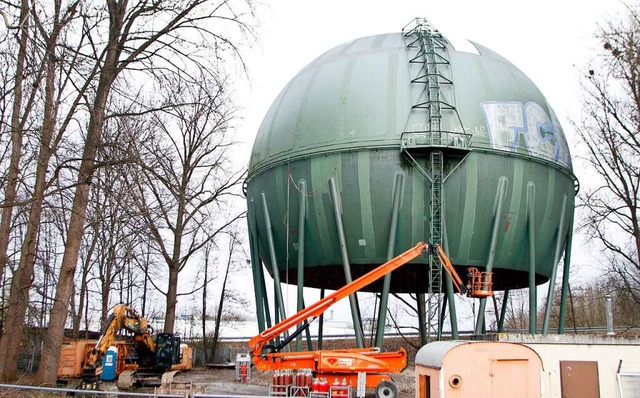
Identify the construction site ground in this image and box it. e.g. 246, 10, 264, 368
159, 365, 415, 397
1, 337, 420, 397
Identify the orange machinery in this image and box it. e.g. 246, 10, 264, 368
249, 242, 494, 397
433, 244, 493, 298
80, 304, 189, 389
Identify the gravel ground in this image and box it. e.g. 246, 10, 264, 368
168, 366, 416, 398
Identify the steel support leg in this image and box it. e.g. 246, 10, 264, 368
296, 180, 307, 351
375, 174, 403, 347
498, 289, 509, 332
475, 177, 508, 335
527, 182, 537, 334
318, 289, 325, 349
439, 290, 448, 338
329, 177, 365, 348
443, 227, 458, 339
558, 215, 574, 334
262, 193, 287, 329
417, 294, 427, 345
248, 198, 267, 332
543, 194, 568, 334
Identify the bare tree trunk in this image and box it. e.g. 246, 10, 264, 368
212, 238, 235, 361
0, 0, 29, 272
34, 41, 120, 385
0, 4, 67, 378
202, 245, 210, 363
0, 0, 29, 327
73, 232, 97, 337
165, 264, 180, 333
34, 0, 254, 383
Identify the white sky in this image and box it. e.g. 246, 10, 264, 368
233, 0, 628, 330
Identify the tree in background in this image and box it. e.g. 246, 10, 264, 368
575, 3, 640, 305
0, 0, 82, 380
0, 0, 256, 384
528, 275, 640, 332
128, 75, 246, 334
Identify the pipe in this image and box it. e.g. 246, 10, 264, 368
328, 177, 365, 348
475, 177, 508, 335
318, 289, 325, 349
417, 293, 427, 345
261, 192, 287, 329
443, 224, 459, 339
247, 198, 266, 332
498, 289, 510, 332
296, 180, 307, 351
543, 194, 568, 334
375, 174, 403, 347
558, 214, 574, 334
527, 182, 537, 334
606, 295, 615, 336
439, 290, 448, 339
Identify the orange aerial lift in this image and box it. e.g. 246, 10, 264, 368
248, 242, 493, 398
433, 244, 493, 298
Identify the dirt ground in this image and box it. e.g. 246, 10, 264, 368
166, 366, 416, 397
169, 337, 421, 397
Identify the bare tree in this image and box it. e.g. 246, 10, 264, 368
0, 0, 30, 287
210, 231, 241, 362
0, 0, 81, 380
575, 3, 640, 305
35, 0, 256, 384
129, 76, 246, 333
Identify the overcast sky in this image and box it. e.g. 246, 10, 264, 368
234, 0, 628, 326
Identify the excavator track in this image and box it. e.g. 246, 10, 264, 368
116, 369, 137, 390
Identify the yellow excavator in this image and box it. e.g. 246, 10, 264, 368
81, 303, 187, 390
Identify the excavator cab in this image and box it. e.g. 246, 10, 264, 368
154, 333, 181, 370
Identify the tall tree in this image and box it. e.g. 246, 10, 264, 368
575, 3, 640, 304
0, 0, 81, 380
129, 76, 246, 333
0, 0, 30, 287
35, 0, 255, 384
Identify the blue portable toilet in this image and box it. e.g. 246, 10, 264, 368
101, 346, 118, 381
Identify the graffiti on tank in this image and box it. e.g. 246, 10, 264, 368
481, 101, 572, 169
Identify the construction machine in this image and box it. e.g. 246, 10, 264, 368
432, 244, 493, 298
80, 304, 188, 390
248, 242, 493, 398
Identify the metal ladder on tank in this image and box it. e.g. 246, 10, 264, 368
401, 18, 467, 342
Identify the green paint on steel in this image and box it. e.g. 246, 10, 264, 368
358, 151, 375, 257
311, 157, 333, 255
336, 59, 356, 141
246, 31, 577, 293
503, 159, 525, 254
386, 53, 399, 136
411, 166, 427, 243
459, 154, 477, 259
540, 167, 556, 243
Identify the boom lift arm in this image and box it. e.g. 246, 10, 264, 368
249, 242, 429, 360
433, 244, 493, 298
248, 243, 432, 397
248, 242, 494, 397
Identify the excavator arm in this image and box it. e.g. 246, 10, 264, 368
83, 304, 156, 374
249, 242, 428, 362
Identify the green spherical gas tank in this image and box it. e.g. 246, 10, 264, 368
246, 27, 576, 293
